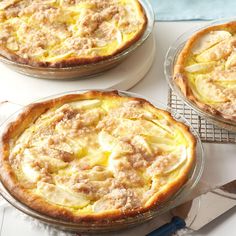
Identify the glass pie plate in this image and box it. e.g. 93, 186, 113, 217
0, 0, 154, 80
0, 90, 204, 233
164, 18, 236, 132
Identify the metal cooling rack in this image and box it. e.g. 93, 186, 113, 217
168, 90, 236, 144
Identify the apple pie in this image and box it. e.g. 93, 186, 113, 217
174, 21, 236, 122
0, 91, 196, 222
0, 0, 147, 67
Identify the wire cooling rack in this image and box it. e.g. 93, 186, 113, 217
168, 90, 236, 144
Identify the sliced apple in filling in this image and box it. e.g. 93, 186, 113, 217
193, 75, 228, 103
36, 182, 90, 208
98, 130, 116, 152
185, 62, 215, 73
21, 161, 41, 183
192, 30, 232, 55
196, 37, 235, 62
23, 148, 68, 171
225, 50, 236, 69
146, 146, 187, 177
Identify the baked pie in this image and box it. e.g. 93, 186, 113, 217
174, 21, 236, 122
0, 0, 147, 67
0, 91, 196, 222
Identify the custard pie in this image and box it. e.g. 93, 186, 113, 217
0, 0, 147, 67
0, 91, 196, 222
174, 21, 236, 122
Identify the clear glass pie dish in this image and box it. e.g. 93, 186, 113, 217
164, 18, 236, 132
0, 0, 154, 80
0, 90, 204, 233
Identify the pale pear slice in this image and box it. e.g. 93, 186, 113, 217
151, 119, 173, 134
113, 119, 169, 138
192, 30, 232, 55
66, 139, 85, 157
37, 182, 89, 208
132, 135, 152, 155
46, 51, 73, 62
225, 51, 236, 69
24, 149, 68, 171
87, 169, 113, 181
109, 141, 133, 160
194, 76, 227, 102
54, 179, 91, 199
68, 99, 101, 110
141, 119, 171, 137
196, 38, 234, 62
31, 136, 84, 158
98, 131, 116, 152
7, 41, 19, 51
21, 161, 41, 183
185, 62, 215, 73
116, 29, 123, 45
93, 197, 114, 212
147, 146, 187, 177
96, 22, 123, 45
164, 146, 187, 174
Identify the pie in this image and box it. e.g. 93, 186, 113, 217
174, 21, 236, 122
0, 0, 147, 67
0, 91, 196, 222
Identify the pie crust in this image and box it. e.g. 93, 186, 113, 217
174, 21, 236, 122
0, 0, 147, 67
0, 91, 196, 223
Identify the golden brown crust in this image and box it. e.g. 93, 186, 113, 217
0, 90, 196, 223
174, 21, 236, 123
0, 0, 147, 68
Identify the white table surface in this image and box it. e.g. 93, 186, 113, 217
0, 21, 235, 236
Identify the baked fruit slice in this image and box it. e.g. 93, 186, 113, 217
0, 91, 196, 222
174, 21, 236, 122
0, 0, 147, 67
